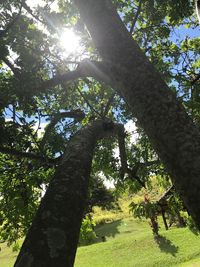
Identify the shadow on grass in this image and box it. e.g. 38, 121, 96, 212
94, 219, 122, 243
154, 235, 179, 256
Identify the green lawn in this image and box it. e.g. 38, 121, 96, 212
75, 218, 200, 267
0, 242, 18, 267
1, 217, 200, 267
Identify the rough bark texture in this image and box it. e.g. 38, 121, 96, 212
14, 120, 121, 267
73, 0, 200, 228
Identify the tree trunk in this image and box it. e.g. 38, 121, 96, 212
73, 0, 200, 228
14, 120, 121, 267
160, 206, 168, 230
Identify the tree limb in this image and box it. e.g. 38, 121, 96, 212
102, 92, 116, 118
117, 125, 128, 179
191, 73, 200, 86
0, 146, 58, 165
129, 0, 143, 34
37, 60, 112, 93
21, 0, 43, 23
116, 125, 148, 187
2, 57, 21, 77
40, 110, 85, 149
77, 87, 102, 117
0, 6, 22, 38
127, 167, 146, 188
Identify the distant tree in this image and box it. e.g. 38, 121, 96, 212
87, 175, 118, 213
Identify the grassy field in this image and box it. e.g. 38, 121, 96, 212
75, 217, 200, 267
0, 242, 18, 267
1, 217, 200, 267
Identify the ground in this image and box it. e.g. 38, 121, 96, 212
1, 198, 200, 267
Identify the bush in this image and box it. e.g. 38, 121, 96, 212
79, 215, 97, 245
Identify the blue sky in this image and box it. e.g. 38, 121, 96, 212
170, 24, 200, 42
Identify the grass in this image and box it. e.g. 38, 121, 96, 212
0, 242, 18, 267
1, 197, 200, 266
75, 217, 200, 267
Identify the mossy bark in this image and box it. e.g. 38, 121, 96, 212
14, 120, 120, 267
73, 0, 200, 228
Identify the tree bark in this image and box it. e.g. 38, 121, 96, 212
160, 206, 169, 230
14, 120, 122, 267
73, 0, 200, 228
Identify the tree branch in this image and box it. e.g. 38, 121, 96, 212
2, 57, 21, 77
102, 92, 116, 118
116, 125, 148, 187
129, 0, 143, 34
191, 73, 200, 86
117, 125, 128, 179
21, 0, 43, 23
127, 160, 160, 188
0, 146, 58, 165
77, 87, 102, 117
37, 60, 112, 93
127, 167, 146, 188
0, 6, 22, 38
40, 110, 85, 149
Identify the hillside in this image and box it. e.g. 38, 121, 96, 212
75, 217, 200, 267
1, 214, 200, 267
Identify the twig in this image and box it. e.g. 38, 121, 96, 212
77, 87, 102, 117
40, 110, 85, 149
21, 0, 43, 23
102, 92, 116, 118
130, 0, 143, 34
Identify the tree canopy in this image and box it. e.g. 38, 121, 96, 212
0, 0, 199, 266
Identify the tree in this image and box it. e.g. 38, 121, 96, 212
72, 0, 200, 228
0, 0, 199, 266
13, 120, 125, 267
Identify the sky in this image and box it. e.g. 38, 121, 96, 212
170, 25, 200, 43
26, 0, 59, 11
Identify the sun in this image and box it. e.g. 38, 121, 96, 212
59, 29, 82, 56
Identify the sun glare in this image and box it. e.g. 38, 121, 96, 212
59, 29, 82, 56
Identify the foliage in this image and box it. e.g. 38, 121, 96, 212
130, 198, 157, 220
181, 213, 200, 235
87, 174, 119, 212
79, 215, 97, 245
130, 196, 160, 235
0, 154, 55, 244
